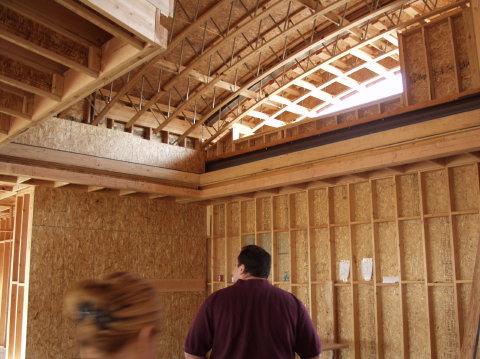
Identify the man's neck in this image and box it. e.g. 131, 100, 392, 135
241, 274, 263, 280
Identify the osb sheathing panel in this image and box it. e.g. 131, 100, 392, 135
351, 224, 373, 281
399, 220, 425, 281
449, 165, 479, 211
357, 285, 376, 358
27, 187, 207, 359
425, 217, 453, 283
14, 117, 205, 173
311, 228, 330, 282
209, 163, 479, 358
430, 287, 458, 358
291, 230, 308, 283
400, 7, 479, 105
453, 214, 479, 279
425, 19, 457, 99
336, 286, 353, 359
350, 182, 371, 222
256, 197, 272, 231
0, 4, 88, 66
380, 287, 402, 357
405, 284, 429, 358
397, 173, 420, 217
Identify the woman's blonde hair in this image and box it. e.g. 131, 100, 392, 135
64, 272, 161, 353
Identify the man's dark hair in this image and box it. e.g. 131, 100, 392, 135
237, 245, 271, 278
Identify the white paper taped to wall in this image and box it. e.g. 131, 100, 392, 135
361, 258, 373, 281
339, 260, 350, 282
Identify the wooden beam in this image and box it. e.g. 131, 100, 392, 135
0, 161, 201, 199
54, 0, 144, 50
460, 231, 480, 358
149, 279, 205, 292
200, 1, 465, 145
196, 126, 480, 200
3, 37, 165, 146
0, 20, 100, 78
0, 143, 200, 187
92, 53, 165, 125
78, 0, 168, 46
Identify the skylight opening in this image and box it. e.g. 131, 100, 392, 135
313, 73, 404, 117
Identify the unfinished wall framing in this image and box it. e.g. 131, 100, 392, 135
208, 161, 480, 359
0, 189, 34, 359
27, 187, 207, 359
399, 5, 480, 106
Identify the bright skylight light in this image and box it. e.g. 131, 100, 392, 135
313, 73, 404, 117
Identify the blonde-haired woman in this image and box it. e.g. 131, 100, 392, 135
64, 272, 161, 359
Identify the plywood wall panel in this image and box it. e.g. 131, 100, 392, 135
430, 287, 458, 358
258, 233, 272, 255
209, 162, 480, 359
351, 224, 373, 281
213, 204, 225, 236
226, 202, 240, 236
375, 222, 399, 279
357, 285, 376, 358
273, 195, 289, 230
14, 117, 205, 173
27, 187, 207, 359
399, 220, 425, 281
291, 230, 308, 283
423, 170, 449, 214
312, 283, 335, 343
380, 287, 402, 358
350, 182, 370, 222
397, 174, 420, 217
332, 186, 348, 224
336, 287, 353, 359
449, 165, 479, 211
425, 19, 457, 99
256, 197, 271, 231
399, 7, 479, 105
403, 30, 430, 105
452, 214, 479, 280
333, 227, 350, 282
241, 200, 255, 233
275, 231, 290, 281
310, 228, 330, 282
372, 178, 395, 219
291, 192, 307, 229
293, 286, 310, 313
425, 217, 453, 282
451, 14, 473, 91
310, 188, 329, 226
405, 284, 430, 359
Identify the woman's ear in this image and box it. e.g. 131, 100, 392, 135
137, 325, 157, 358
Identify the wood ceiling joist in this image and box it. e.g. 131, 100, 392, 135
97, 88, 202, 122
176, 0, 410, 145
147, 0, 289, 133
201, 0, 463, 145
1, 0, 105, 49
0, 85, 33, 122
0, 69, 63, 102
91, 53, 166, 125
91, 0, 231, 127
77, 0, 166, 46
54, 0, 144, 50
0, 5, 101, 78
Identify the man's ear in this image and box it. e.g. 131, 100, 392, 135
238, 264, 246, 274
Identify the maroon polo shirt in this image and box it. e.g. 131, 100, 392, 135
185, 279, 321, 359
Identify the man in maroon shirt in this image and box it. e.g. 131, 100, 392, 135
184, 245, 321, 359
